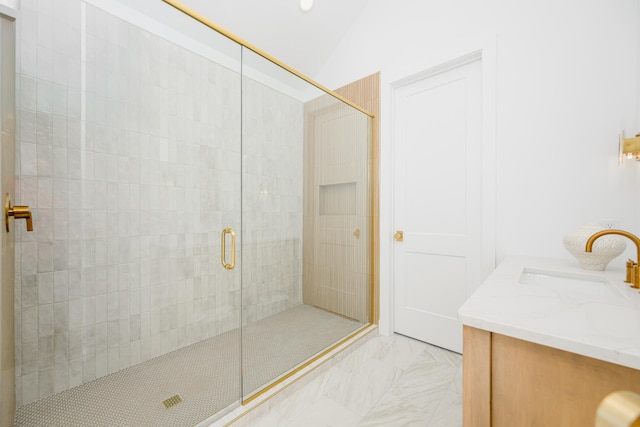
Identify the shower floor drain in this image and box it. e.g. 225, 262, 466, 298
162, 394, 183, 409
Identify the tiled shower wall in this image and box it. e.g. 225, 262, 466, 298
242, 76, 303, 325
15, 0, 303, 406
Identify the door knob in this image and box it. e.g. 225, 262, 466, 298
394, 230, 403, 242
353, 229, 360, 238
5, 193, 33, 232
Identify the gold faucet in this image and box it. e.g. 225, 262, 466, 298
585, 229, 640, 289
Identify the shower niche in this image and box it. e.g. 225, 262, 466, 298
12, 1, 373, 425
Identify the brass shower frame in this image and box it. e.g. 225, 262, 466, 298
162, 0, 377, 409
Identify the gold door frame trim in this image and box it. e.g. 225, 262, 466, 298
370, 114, 376, 324
162, 0, 375, 119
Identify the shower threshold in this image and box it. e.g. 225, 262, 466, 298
14, 305, 366, 427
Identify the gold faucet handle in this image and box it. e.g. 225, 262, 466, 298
12, 206, 33, 231
5, 194, 33, 232
626, 260, 636, 284
633, 264, 640, 290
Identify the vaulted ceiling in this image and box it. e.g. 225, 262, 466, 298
178, 0, 370, 78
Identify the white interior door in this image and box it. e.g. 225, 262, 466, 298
392, 58, 482, 353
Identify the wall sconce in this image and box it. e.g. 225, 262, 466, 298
623, 134, 640, 160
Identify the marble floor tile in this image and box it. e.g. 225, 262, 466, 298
379, 334, 430, 371
427, 386, 463, 427
324, 358, 403, 416
242, 334, 462, 427
450, 366, 463, 395
242, 409, 291, 427
357, 392, 434, 426
284, 397, 362, 427
271, 374, 331, 421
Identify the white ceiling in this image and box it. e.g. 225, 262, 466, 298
178, 0, 370, 78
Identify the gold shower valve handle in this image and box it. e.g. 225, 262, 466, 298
394, 230, 403, 242
5, 193, 33, 232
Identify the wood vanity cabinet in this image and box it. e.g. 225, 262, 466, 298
463, 325, 640, 426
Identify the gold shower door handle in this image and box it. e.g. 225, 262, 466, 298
5, 193, 33, 232
221, 227, 236, 270
394, 230, 403, 242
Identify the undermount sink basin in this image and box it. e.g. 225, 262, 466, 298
518, 268, 624, 298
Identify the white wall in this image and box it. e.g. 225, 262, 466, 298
313, 0, 640, 334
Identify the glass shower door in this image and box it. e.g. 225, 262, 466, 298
13, 2, 245, 424
240, 47, 372, 401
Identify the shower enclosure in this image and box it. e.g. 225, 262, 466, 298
11, 0, 373, 425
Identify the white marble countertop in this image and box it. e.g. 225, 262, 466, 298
458, 256, 640, 370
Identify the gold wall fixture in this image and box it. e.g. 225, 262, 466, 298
596, 391, 640, 427
5, 193, 32, 232
622, 134, 640, 160
221, 228, 236, 270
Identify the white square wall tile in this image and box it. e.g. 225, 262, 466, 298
20, 338, 37, 374
68, 357, 83, 388
54, 301, 68, 333
68, 298, 83, 331
21, 307, 38, 343
37, 272, 53, 304
20, 7, 38, 45
21, 371, 39, 405
38, 335, 54, 369
21, 39, 38, 78
36, 79, 53, 113
52, 51, 68, 86
37, 241, 53, 272
36, 45, 53, 82
54, 362, 69, 393
54, 333, 68, 365
37, 177, 53, 209
53, 270, 68, 301
38, 303, 54, 337
20, 273, 37, 307
52, 83, 68, 116
20, 75, 37, 111
20, 109, 37, 143
37, 144, 52, 177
